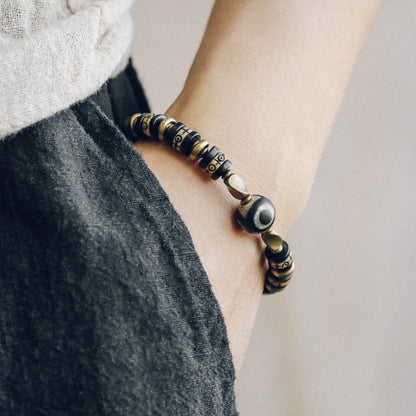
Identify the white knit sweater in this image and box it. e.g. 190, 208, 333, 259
0, 0, 134, 139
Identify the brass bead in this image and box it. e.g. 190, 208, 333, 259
269, 262, 295, 279
223, 173, 249, 200
241, 194, 252, 205
261, 229, 283, 253
264, 279, 288, 293
189, 140, 209, 161
141, 113, 155, 137
129, 113, 141, 137
222, 170, 233, 181
158, 117, 176, 141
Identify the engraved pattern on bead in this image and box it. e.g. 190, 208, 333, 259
212, 160, 232, 180
206, 152, 226, 175
269, 262, 295, 278
199, 146, 219, 169
236, 195, 276, 233
141, 113, 155, 137
269, 253, 294, 270
172, 126, 192, 152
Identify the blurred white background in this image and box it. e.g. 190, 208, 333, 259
131, 1, 416, 414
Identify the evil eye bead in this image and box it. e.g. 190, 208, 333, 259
236, 194, 276, 234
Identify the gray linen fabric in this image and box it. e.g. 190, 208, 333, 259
0, 63, 237, 415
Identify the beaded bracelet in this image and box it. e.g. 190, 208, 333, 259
127, 112, 294, 294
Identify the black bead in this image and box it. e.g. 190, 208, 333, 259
263, 270, 291, 294
265, 240, 290, 263
164, 122, 185, 145
124, 117, 137, 142
149, 114, 166, 138
266, 268, 292, 284
211, 160, 232, 180
236, 195, 276, 233
199, 146, 219, 169
180, 131, 201, 155
130, 113, 147, 139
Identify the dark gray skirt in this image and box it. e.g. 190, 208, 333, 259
0, 62, 237, 415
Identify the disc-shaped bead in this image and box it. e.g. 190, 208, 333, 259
140, 113, 155, 137
164, 122, 185, 146
212, 160, 232, 180
236, 195, 275, 233
265, 240, 290, 263
149, 114, 166, 138
199, 146, 219, 168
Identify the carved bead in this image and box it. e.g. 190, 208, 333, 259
236, 195, 275, 233
164, 122, 185, 146
140, 113, 155, 137
265, 239, 295, 279
199, 146, 219, 168
171, 126, 192, 152
212, 160, 232, 180
206, 151, 226, 174
269, 262, 295, 278
224, 173, 249, 200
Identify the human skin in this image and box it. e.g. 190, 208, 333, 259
134, 0, 382, 374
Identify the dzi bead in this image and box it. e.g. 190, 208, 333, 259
236, 195, 276, 233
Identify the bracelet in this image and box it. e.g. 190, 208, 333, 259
127, 112, 294, 294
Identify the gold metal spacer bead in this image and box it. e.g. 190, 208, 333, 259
223, 173, 250, 200
261, 229, 283, 253
189, 140, 209, 161
241, 194, 252, 205
222, 170, 234, 181
129, 113, 141, 137
158, 117, 176, 141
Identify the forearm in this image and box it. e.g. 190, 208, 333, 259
135, 0, 381, 372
